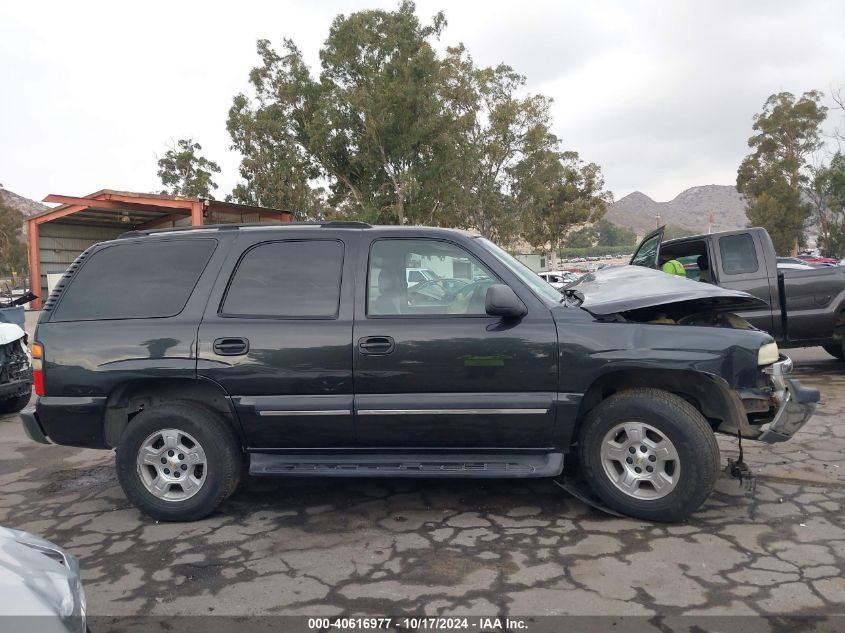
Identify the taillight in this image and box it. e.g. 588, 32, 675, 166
31, 342, 44, 396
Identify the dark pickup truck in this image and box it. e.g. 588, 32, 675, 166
21, 222, 819, 523
631, 226, 845, 359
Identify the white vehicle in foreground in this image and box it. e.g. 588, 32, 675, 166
0, 526, 87, 633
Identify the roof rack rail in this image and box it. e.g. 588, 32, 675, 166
117, 220, 373, 239
320, 221, 372, 228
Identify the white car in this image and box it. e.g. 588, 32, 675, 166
0, 526, 86, 633
537, 270, 580, 290
405, 268, 438, 287
776, 257, 815, 271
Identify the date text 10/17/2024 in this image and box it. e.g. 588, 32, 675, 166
307, 617, 529, 631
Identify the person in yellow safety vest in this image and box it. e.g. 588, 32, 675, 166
661, 258, 686, 276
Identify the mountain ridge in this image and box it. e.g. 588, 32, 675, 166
605, 184, 747, 235
0, 186, 47, 216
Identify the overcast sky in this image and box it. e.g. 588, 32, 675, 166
1, 0, 844, 206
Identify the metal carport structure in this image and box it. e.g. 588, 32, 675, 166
27, 190, 292, 309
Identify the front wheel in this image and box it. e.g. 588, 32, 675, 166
116, 402, 242, 522
578, 388, 720, 522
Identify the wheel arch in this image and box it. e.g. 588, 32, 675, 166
103, 377, 244, 448
572, 368, 744, 447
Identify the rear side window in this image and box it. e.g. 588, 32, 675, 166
719, 234, 759, 274
221, 240, 343, 318
53, 239, 216, 321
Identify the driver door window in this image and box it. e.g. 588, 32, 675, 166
368, 239, 494, 316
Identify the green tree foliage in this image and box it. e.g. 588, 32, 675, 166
228, 89, 324, 218
228, 3, 447, 224
736, 91, 827, 254
811, 152, 845, 257
518, 152, 612, 257
563, 219, 634, 249
434, 46, 566, 245
157, 138, 221, 199
226, 1, 610, 242
0, 202, 27, 279
564, 225, 596, 248
596, 219, 636, 247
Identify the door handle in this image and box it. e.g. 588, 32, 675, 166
213, 337, 249, 356
358, 336, 395, 355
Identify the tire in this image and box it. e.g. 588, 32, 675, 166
823, 343, 845, 361
578, 388, 720, 523
0, 389, 31, 414
115, 402, 242, 522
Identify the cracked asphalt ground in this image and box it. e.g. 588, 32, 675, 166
0, 347, 843, 621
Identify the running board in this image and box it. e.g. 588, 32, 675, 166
249, 452, 564, 478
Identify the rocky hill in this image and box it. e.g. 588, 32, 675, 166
0, 186, 47, 216
605, 185, 748, 236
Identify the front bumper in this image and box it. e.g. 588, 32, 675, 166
0, 376, 31, 399
758, 356, 820, 443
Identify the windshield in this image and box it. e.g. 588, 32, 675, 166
477, 238, 562, 304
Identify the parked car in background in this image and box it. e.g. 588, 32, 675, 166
537, 270, 580, 290
777, 257, 815, 270
797, 254, 838, 266
407, 278, 469, 306
405, 267, 439, 287
0, 526, 86, 633
631, 226, 845, 360
22, 222, 819, 523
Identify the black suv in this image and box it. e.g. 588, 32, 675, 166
21, 223, 819, 522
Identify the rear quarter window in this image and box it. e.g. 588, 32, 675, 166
719, 233, 759, 274
221, 239, 344, 318
52, 239, 217, 321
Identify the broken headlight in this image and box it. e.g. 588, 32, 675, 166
758, 342, 780, 366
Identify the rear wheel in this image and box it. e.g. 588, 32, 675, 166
823, 343, 845, 361
116, 402, 242, 521
578, 388, 719, 522
0, 389, 31, 414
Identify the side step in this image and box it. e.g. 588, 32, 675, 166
249, 452, 564, 478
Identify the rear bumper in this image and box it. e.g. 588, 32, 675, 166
20, 406, 50, 444
27, 396, 109, 449
758, 358, 820, 443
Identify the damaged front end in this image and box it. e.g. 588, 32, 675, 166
566, 266, 820, 443
757, 356, 820, 443
564, 264, 768, 324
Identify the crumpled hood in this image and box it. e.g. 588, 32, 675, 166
0, 322, 25, 346
567, 265, 768, 316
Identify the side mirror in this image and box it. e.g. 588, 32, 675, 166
485, 284, 527, 319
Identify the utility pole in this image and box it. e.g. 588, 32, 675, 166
655, 212, 661, 228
